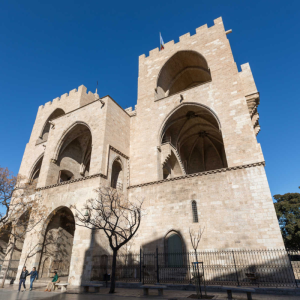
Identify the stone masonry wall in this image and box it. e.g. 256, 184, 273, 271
129, 164, 284, 251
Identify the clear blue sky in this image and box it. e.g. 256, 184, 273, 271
0, 0, 299, 197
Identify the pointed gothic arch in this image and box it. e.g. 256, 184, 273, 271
111, 157, 124, 190
164, 230, 185, 267
156, 50, 211, 99
29, 154, 44, 187
159, 103, 227, 177
38, 206, 75, 278
47, 122, 92, 185
38, 108, 65, 143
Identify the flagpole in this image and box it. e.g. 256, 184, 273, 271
159, 32, 161, 50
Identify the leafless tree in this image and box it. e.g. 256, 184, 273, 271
71, 187, 144, 293
189, 227, 206, 297
0, 166, 47, 288
0, 167, 35, 226
189, 227, 205, 254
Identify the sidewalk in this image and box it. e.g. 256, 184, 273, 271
1, 284, 300, 300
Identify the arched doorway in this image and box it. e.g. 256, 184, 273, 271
39, 207, 75, 279
165, 232, 184, 267
160, 104, 227, 178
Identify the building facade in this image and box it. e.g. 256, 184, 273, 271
2, 17, 284, 286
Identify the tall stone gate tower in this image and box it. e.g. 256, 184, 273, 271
3, 17, 283, 286
128, 17, 283, 251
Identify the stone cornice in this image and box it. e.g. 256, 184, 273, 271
109, 145, 129, 160
128, 161, 266, 189
36, 161, 265, 192
36, 173, 107, 191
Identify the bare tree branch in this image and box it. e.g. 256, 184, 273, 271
71, 186, 144, 293
189, 227, 205, 252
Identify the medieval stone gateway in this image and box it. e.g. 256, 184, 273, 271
1, 17, 284, 286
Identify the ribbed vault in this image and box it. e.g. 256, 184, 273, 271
161, 105, 227, 175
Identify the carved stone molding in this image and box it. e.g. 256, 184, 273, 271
128, 161, 266, 189
36, 173, 107, 191
109, 145, 129, 160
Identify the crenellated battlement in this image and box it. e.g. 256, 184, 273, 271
139, 17, 226, 61
38, 85, 97, 111
125, 106, 137, 117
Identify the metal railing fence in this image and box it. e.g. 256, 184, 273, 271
98, 249, 300, 287
2, 249, 300, 288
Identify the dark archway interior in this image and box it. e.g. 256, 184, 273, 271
111, 160, 123, 190
156, 51, 211, 99
39, 109, 65, 143
39, 207, 75, 278
161, 105, 227, 177
30, 156, 43, 188
57, 124, 92, 183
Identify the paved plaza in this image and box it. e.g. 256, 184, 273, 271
1, 284, 300, 300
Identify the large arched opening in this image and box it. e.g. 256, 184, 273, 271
38, 108, 65, 143
156, 51, 211, 100
47, 123, 92, 185
38, 207, 75, 279
160, 104, 227, 178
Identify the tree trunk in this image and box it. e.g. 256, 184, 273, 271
109, 249, 118, 293
1, 239, 15, 288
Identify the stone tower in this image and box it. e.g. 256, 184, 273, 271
128, 17, 283, 251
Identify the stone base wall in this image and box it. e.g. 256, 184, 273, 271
129, 164, 284, 252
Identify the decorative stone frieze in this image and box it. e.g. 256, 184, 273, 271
128, 161, 266, 189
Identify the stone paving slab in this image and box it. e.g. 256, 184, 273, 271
1, 285, 300, 300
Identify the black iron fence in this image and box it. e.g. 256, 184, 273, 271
104, 249, 300, 287
2, 250, 300, 288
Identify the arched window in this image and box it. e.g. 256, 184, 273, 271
111, 159, 123, 190
30, 155, 43, 187
192, 201, 198, 223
